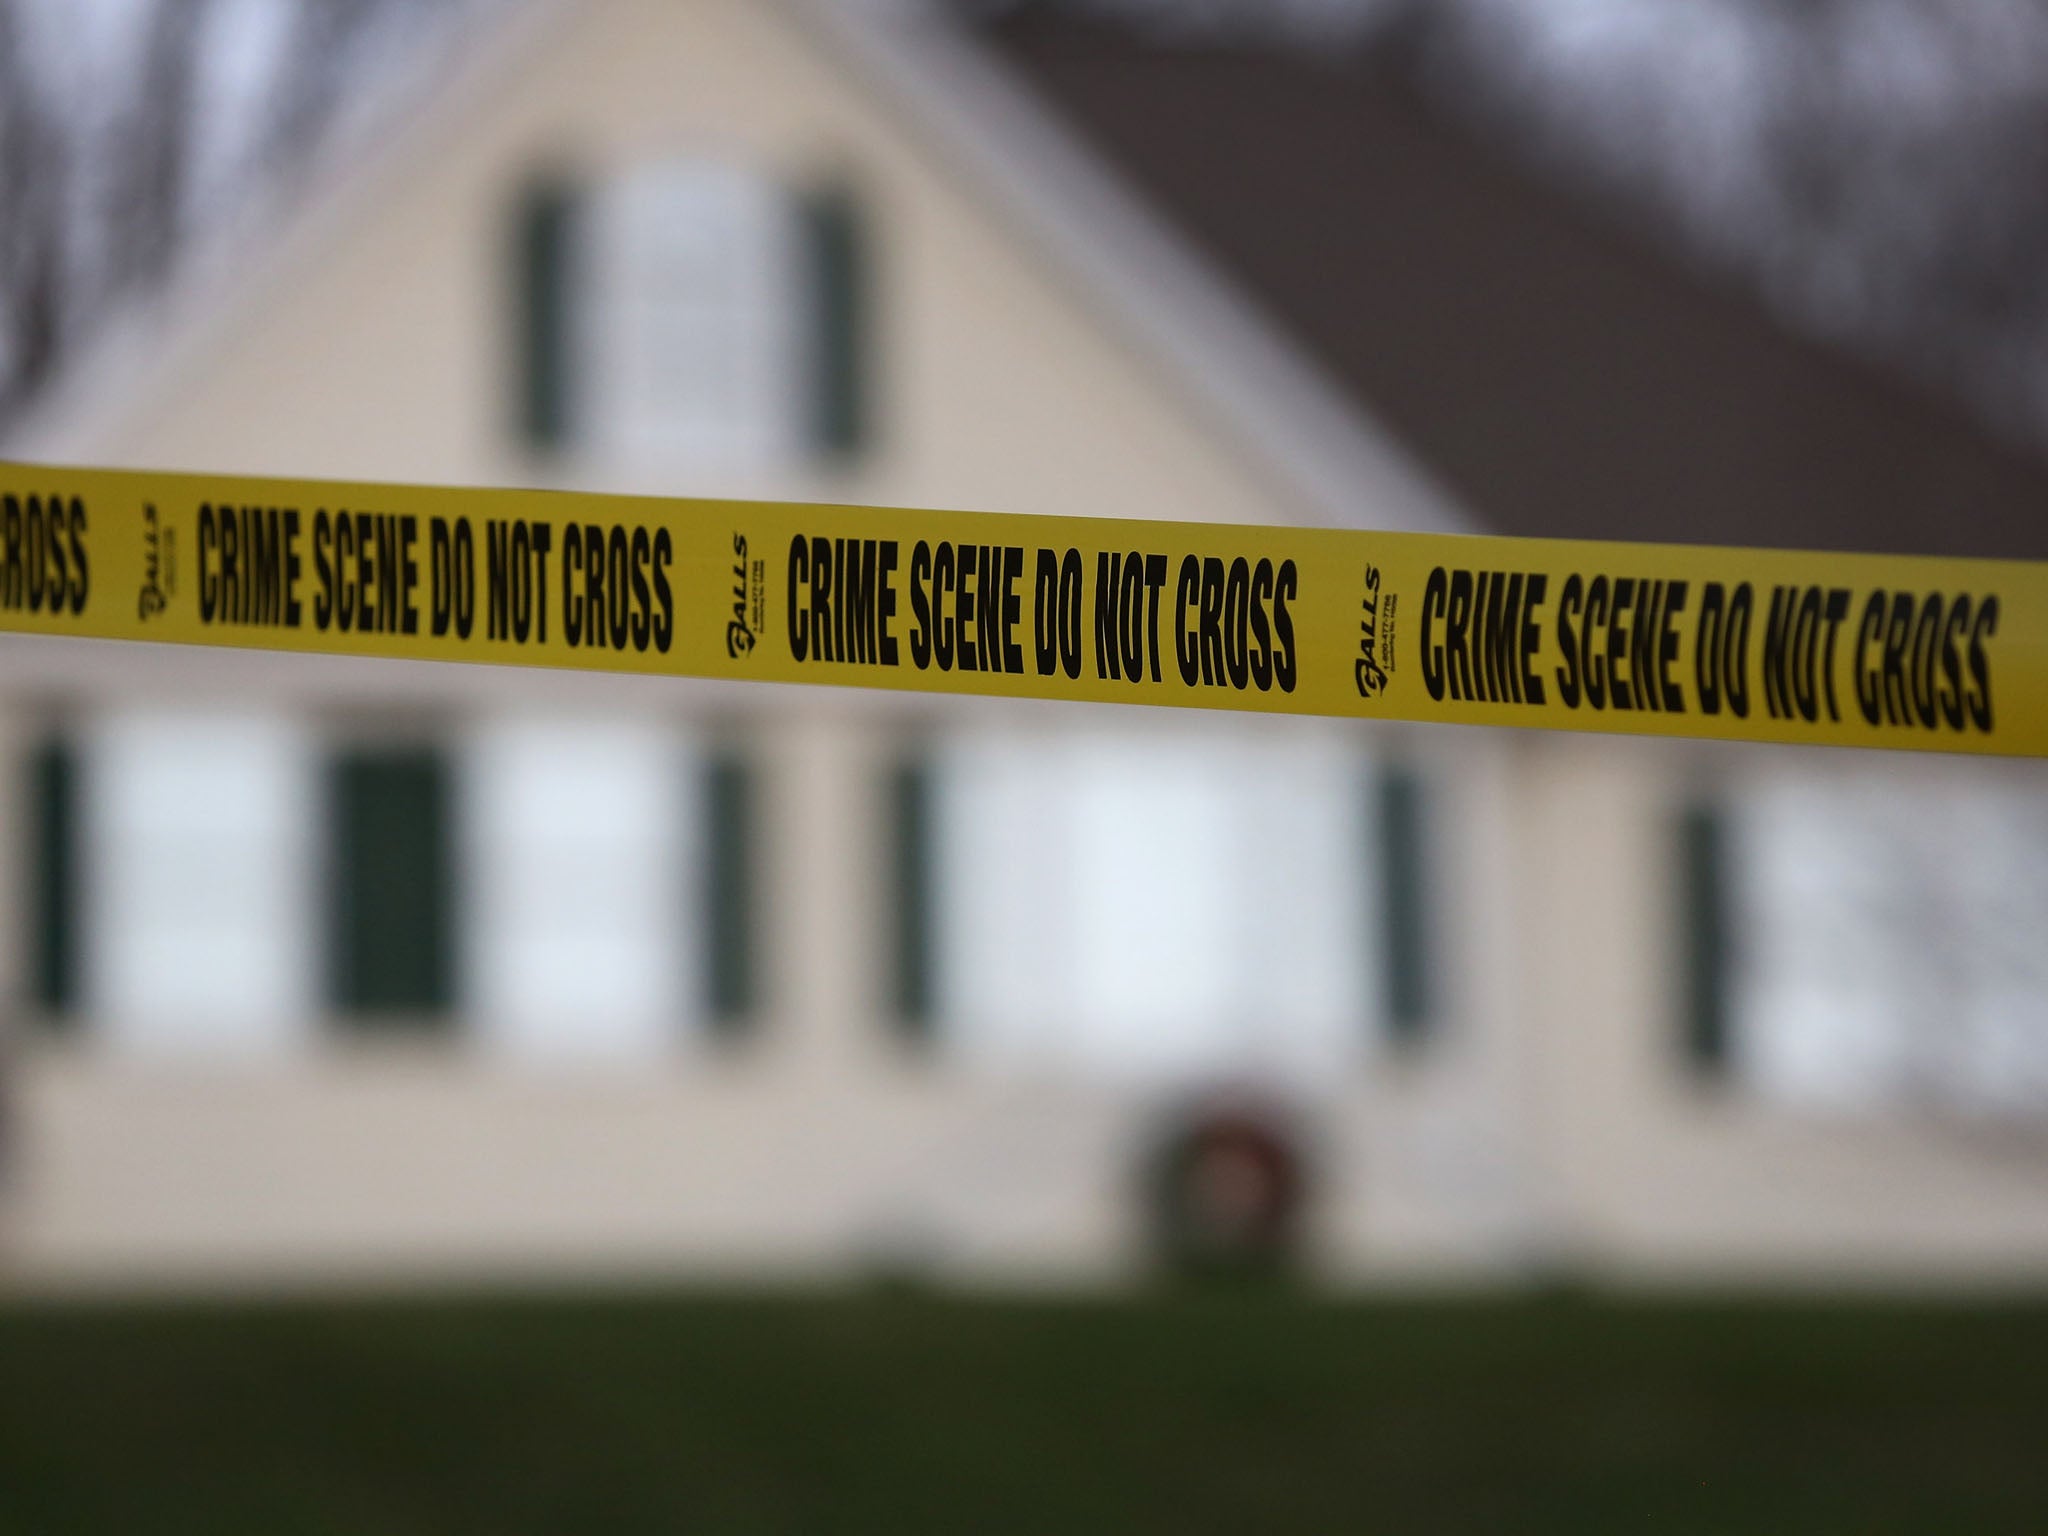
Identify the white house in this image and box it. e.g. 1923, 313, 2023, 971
1, 0, 2044, 1293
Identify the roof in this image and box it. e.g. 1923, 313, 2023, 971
977, 10, 2048, 562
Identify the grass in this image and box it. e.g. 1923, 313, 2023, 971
2, 1289, 2045, 1533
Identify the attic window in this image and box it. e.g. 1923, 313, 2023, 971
514, 162, 870, 469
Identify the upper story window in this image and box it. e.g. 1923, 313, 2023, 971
515, 161, 869, 472
464, 719, 687, 1062
587, 163, 805, 468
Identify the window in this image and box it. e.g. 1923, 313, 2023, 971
464, 721, 731, 1061
1720, 767, 2048, 1112
327, 746, 454, 1026
513, 161, 871, 469
86, 713, 318, 1056
584, 161, 804, 468
922, 729, 1375, 1082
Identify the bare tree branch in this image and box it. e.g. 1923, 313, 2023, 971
105, 0, 210, 298
266, 0, 370, 175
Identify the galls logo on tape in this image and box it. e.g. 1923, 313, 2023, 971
138, 503, 176, 621
1356, 561, 1396, 699
725, 532, 767, 659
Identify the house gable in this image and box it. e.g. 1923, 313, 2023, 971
12, 0, 1464, 540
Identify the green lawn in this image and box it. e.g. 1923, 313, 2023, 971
2, 1290, 2044, 1533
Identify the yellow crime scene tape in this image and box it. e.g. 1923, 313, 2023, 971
2, 461, 2044, 757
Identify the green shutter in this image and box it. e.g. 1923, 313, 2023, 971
1680, 803, 1731, 1075
29, 738, 78, 1022
804, 184, 868, 459
889, 757, 933, 1044
1378, 765, 1432, 1046
327, 748, 453, 1025
516, 177, 575, 451
703, 751, 756, 1035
